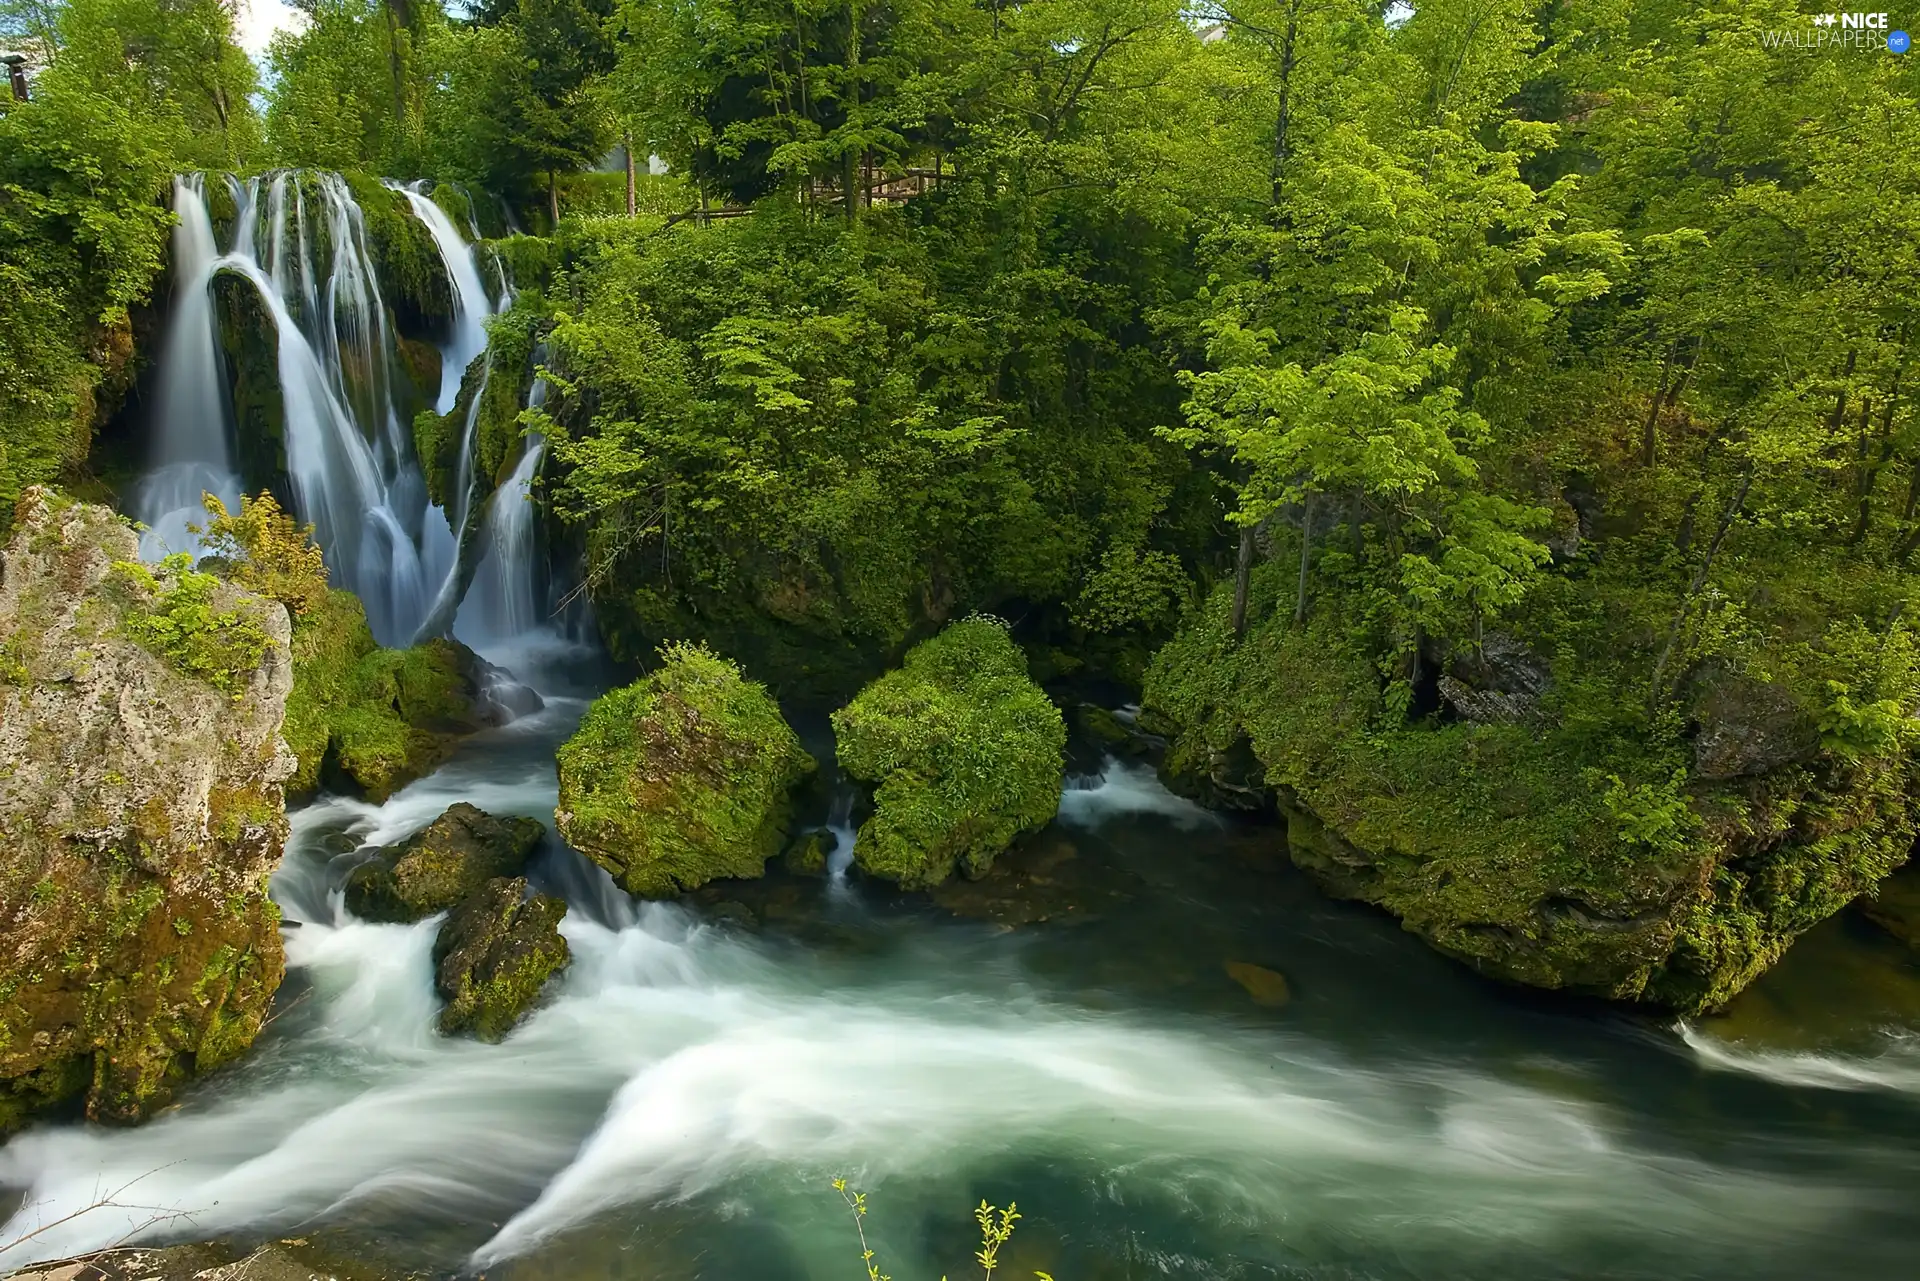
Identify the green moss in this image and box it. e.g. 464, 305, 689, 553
345, 803, 545, 922
343, 171, 452, 333
1142, 564, 1916, 1013
432, 877, 570, 1041
555, 642, 816, 896
833, 618, 1066, 890
283, 588, 478, 800
110, 554, 275, 696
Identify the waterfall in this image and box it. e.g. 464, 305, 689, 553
136, 175, 243, 561
134, 172, 523, 647
391, 183, 494, 414
456, 377, 548, 642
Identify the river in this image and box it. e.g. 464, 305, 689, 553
1, 632, 1916, 1280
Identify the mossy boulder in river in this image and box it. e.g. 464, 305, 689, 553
344, 803, 545, 922
833, 618, 1066, 889
1143, 570, 1915, 1015
0, 491, 293, 1130
432, 876, 570, 1040
554, 642, 816, 896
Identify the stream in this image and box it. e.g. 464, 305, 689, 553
18, 168, 1917, 1281
1, 630, 1917, 1280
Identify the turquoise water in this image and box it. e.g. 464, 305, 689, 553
3, 638, 1916, 1280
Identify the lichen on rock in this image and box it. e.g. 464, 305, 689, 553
344, 803, 545, 922
554, 641, 815, 897
432, 876, 569, 1041
0, 489, 293, 1130
833, 617, 1066, 890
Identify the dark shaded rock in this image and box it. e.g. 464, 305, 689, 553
1439, 632, 1552, 724
343, 803, 544, 922
783, 829, 832, 877
1161, 731, 1271, 812
453, 645, 545, 727
1860, 860, 1920, 947
432, 876, 569, 1041
1689, 671, 1818, 780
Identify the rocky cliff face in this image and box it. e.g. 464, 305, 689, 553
0, 490, 293, 1129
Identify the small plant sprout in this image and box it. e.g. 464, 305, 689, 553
832, 1180, 1055, 1281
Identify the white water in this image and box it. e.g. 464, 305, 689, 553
391, 184, 494, 416
0, 679, 1894, 1277
456, 378, 548, 644
1677, 1022, 1920, 1095
134, 172, 515, 646
136, 175, 243, 561
1058, 756, 1219, 830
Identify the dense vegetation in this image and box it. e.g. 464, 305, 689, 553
835, 617, 1066, 887
7, 0, 1919, 1005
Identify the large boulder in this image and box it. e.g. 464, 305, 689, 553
0, 491, 293, 1130
432, 877, 569, 1041
344, 803, 544, 922
1143, 577, 1913, 1015
555, 642, 815, 896
1438, 632, 1552, 725
282, 587, 494, 801
833, 618, 1066, 889
1860, 861, 1920, 948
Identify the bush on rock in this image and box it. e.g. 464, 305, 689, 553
833, 618, 1065, 889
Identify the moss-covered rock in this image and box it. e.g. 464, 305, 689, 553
832, 618, 1066, 889
0, 490, 293, 1130
341, 172, 452, 339
554, 642, 815, 896
432, 876, 569, 1041
1143, 569, 1915, 1015
1861, 862, 1920, 948
282, 587, 487, 801
344, 803, 544, 922
211, 270, 287, 498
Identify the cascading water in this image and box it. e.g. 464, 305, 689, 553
136, 175, 243, 561
134, 171, 527, 646
456, 376, 548, 642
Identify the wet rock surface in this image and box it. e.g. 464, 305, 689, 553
344, 803, 544, 922
432, 876, 570, 1041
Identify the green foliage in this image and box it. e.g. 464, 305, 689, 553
554, 641, 816, 895
833, 618, 1065, 888
832, 1180, 1056, 1281
110, 554, 275, 696
0, 0, 257, 524
196, 491, 331, 618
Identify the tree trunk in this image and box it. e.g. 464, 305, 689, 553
844, 0, 863, 223
1294, 493, 1315, 626
625, 134, 637, 217
1651, 465, 1755, 698
1230, 523, 1255, 642
548, 171, 560, 228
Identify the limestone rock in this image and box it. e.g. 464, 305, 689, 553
432, 876, 569, 1041
344, 803, 544, 922
1689, 670, 1818, 780
1439, 632, 1552, 725
0, 490, 293, 1130
555, 642, 815, 897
